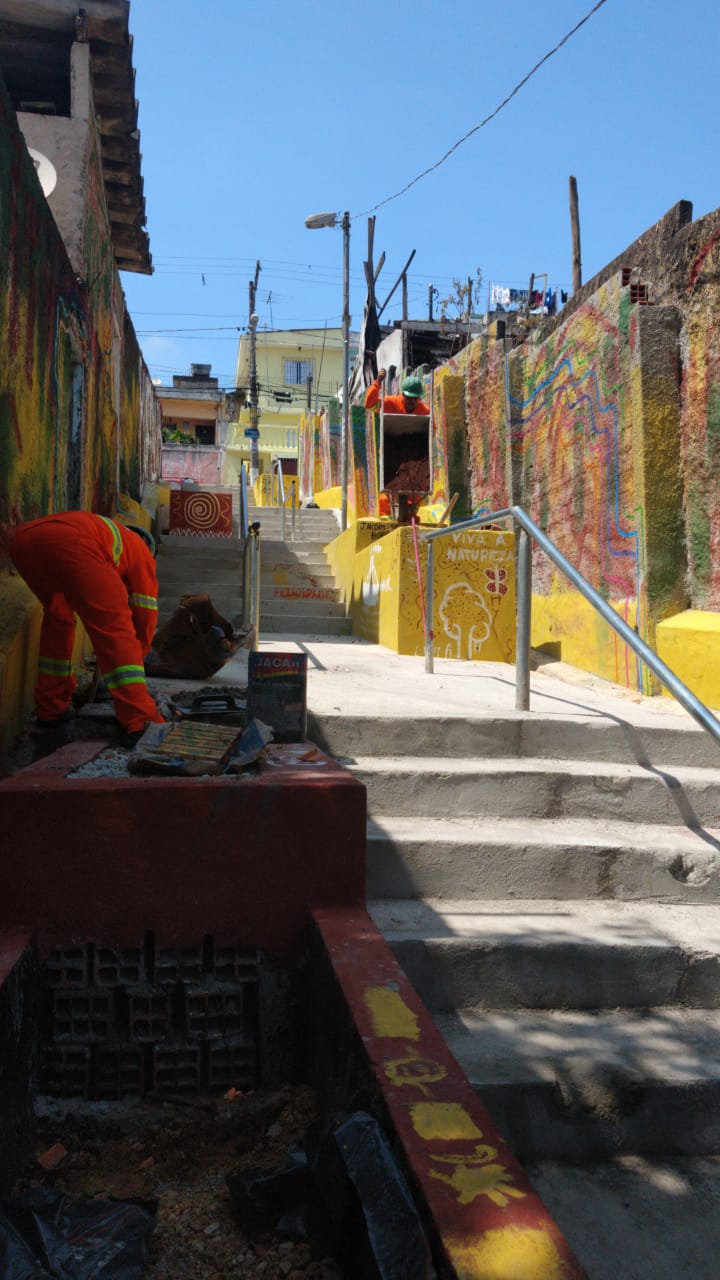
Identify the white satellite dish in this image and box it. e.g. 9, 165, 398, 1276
28, 148, 57, 197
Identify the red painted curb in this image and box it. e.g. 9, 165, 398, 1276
313, 907, 588, 1279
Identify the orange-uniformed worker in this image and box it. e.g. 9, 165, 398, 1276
364, 369, 430, 415
10, 511, 165, 746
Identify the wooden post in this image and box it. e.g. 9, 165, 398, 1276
526, 273, 535, 318
428, 283, 434, 321
402, 274, 408, 321
569, 175, 582, 293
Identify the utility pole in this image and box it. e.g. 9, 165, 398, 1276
569, 175, 582, 294
247, 261, 261, 482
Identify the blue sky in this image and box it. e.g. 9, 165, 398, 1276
121, 0, 720, 389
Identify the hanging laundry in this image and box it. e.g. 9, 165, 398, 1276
490, 284, 511, 308
544, 289, 557, 316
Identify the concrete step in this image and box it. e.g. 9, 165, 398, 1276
262, 560, 334, 576
158, 537, 240, 555
525, 1156, 720, 1280
369, 898, 720, 1012
260, 614, 353, 635
433, 1006, 720, 1160
309, 712, 720, 768
258, 599, 345, 619
260, 542, 332, 561
252, 521, 337, 537
261, 575, 339, 591
157, 571, 243, 590
350, 755, 720, 825
366, 814, 720, 902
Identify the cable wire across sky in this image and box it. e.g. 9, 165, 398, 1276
353, 0, 609, 219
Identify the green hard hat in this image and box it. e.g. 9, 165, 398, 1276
125, 523, 156, 557
401, 375, 424, 398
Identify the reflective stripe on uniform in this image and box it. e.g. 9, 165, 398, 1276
104, 664, 148, 690
98, 516, 123, 566
130, 593, 158, 611
38, 657, 73, 675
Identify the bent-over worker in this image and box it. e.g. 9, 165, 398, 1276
10, 511, 165, 748
364, 369, 430, 415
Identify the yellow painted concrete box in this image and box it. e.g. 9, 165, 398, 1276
351, 526, 516, 660
656, 610, 720, 710
326, 518, 398, 607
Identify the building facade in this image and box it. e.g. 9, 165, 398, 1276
224, 326, 353, 485
156, 364, 239, 488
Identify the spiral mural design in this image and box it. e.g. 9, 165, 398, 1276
169, 491, 233, 537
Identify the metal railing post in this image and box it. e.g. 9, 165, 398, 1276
421, 503, 720, 750
291, 480, 297, 542
516, 526, 531, 711
424, 538, 435, 672
248, 525, 261, 649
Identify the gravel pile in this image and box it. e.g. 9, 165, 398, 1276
69, 747, 134, 778
17, 1089, 346, 1280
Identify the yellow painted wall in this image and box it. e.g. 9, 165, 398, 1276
329, 524, 515, 659
326, 518, 396, 606
531, 582, 643, 689
0, 572, 91, 765
656, 611, 720, 710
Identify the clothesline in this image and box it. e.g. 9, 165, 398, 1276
488, 282, 570, 316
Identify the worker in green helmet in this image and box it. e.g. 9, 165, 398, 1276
365, 369, 429, 415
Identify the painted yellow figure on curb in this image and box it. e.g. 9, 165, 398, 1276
363, 986, 420, 1041
445, 1227, 570, 1280
383, 1048, 448, 1096
410, 1101, 485, 1141
429, 1146, 526, 1208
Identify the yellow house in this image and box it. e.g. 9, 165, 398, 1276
224, 327, 355, 485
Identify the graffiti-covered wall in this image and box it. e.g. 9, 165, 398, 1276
0, 74, 84, 533
0, 70, 160, 559
458, 200, 720, 691
678, 215, 720, 610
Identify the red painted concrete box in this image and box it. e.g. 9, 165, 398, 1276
0, 741, 366, 959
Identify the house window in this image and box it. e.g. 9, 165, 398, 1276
284, 359, 313, 386
196, 424, 216, 446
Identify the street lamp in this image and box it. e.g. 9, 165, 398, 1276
304, 209, 350, 532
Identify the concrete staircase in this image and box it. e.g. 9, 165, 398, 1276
247, 504, 351, 636
155, 536, 244, 628
155, 503, 349, 637
309, 694, 720, 1276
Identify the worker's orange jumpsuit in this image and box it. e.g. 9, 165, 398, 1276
10, 511, 164, 733
364, 380, 430, 415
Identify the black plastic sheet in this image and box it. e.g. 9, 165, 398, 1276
227, 1110, 435, 1279
0, 1187, 155, 1280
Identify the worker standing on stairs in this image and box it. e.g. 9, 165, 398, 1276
364, 369, 430, 415
10, 511, 165, 751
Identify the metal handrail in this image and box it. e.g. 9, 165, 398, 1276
274, 458, 286, 540
423, 504, 720, 748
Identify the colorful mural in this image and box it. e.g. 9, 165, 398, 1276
0, 71, 162, 750
682, 224, 720, 610
458, 274, 689, 690
350, 525, 515, 661
0, 78, 84, 540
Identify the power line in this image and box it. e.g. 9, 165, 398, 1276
353, 0, 609, 218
